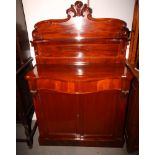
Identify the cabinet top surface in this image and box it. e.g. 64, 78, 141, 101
26, 64, 128, 81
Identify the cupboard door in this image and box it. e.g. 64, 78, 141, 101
79, 90, 128, 145
36, 90, 79, 140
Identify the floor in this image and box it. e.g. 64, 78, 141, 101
16, 122, 139, 155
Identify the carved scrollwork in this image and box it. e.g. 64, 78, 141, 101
66, 1, 92, 17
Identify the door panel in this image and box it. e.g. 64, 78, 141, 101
35, 89, 128, 143
79, 90, 127, 139
37, 90, 78, 138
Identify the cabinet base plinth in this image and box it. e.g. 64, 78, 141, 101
39, 136, 124, 147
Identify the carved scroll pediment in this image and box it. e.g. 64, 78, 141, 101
66, 1, 92, 17
33, 1, 129, 41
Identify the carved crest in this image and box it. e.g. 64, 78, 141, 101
66, 1, 92, 17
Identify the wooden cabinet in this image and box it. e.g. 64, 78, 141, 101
125, 77, 139, 152
125, 0, 139, 152
26, 1, 133, 147
30, 89, 130, 146
125, 60, 139, 153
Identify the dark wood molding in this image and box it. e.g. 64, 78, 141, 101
66, 1, 92, 17
128, 0, 139, 66
125, 1, 139, 149
126, 60, 139, 81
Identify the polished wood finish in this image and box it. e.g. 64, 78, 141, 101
125, 76, 139, 152
26, 1, 132, 147
16, 0, 37, 148
125, 0, 139, 152
128, 0, 139, 66
125, 62, 139, 152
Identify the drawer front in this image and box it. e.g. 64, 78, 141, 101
36, 78, 122, 94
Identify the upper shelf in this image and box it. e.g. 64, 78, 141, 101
26, 63, 127, 81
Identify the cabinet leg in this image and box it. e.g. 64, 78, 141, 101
17, 120, 37, 148
24, 120, 33, 148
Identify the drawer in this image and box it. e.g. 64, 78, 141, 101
36, 78, 122, 94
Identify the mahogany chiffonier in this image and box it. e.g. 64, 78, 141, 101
26, 1, 133, 147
